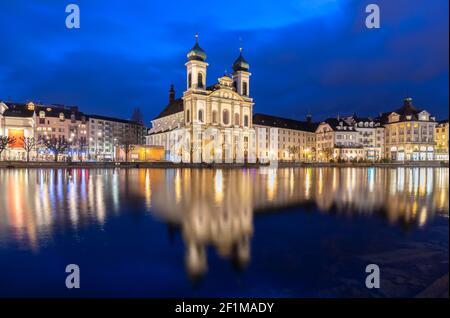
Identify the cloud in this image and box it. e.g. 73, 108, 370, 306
0, 0, 448, 123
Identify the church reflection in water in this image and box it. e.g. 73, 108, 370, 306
0, 167, 448, 279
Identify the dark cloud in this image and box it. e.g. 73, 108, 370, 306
0, 0, 448, 124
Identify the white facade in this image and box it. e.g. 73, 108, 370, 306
147, 39, 257, 164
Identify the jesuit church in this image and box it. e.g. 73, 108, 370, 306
146, 36, 257, 163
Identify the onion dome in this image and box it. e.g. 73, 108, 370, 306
232, 48, 249, 72
187, 34, 206, 61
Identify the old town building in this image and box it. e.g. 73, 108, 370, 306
380, 98, 436, 161
343, 115, 385, 160
253, 113, 317, 162
435, 119, 449, 161
315, 118, 364, 162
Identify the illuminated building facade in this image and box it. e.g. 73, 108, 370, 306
315, 118, 364, 162
0, 101, 146, 161
380, 98, 437, 161
435, 120, 448, 161
253, 113, 317, 162
343, 115, 385, 160
0, 101, 35, 160
88, 115, 147, 161
146, 37, 257, 163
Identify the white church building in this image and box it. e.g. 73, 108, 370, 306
146, 36, 257, 163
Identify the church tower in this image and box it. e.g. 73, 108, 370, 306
185, 34, 208, 90
232, 48, 251, 97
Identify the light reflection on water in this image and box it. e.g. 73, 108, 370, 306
0, 167, 448, 280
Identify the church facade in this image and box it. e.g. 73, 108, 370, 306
146, 36, 257, 163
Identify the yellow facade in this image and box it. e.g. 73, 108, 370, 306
116, 145, 165, 162
435, 121, 449, 160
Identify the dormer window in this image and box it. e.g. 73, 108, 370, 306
39, 111, 45, 118
59, 113, 65, 121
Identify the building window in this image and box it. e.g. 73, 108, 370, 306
212, 110, 218, 124
243, 81, 248, 96
188, 72, 192, 88
244, 115, 249, 127
186, 109, 191, 123
234, 113, 240, 126
223, 110, 230, 125
59, 113, 65, 121
198, 109, 204, 123
198, 73, 204, 88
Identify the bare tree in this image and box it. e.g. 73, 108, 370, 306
0, 136, 16, 161
131, 107, 145, 125
119, 137, 135, 162
77, 138, 88, 162
20, 136, 39, 162
41, 137, 71, 162
287, 146, 300, 162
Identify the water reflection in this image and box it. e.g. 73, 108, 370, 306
0, 167, 448, 278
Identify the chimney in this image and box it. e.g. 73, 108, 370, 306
169, 84, 175, 103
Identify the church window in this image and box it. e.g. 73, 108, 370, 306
198, 109, 204, 123
234, 113, 240, 126
212, 110, 218, 124
198, 73, 204, 88
188, 72, 192, 88
243, 81, 248, 96
223, 110, 230, 125
244, 115, 249, 127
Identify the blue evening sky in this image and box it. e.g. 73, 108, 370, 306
0, 0, 448, 124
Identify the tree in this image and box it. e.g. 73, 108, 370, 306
323, 147, 334, 162
41, 137, 71, 162
20, 136, 39, 162
287, 146, 300, 162
119, 137, 135, 162
131, 108, 145, 125
77, 138, 88, 162
0, 136, 16, 160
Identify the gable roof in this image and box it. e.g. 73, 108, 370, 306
153, 98, 184, 120
253, 113, 319, 132
319, 118, 356, 131
378, 98, 433, 123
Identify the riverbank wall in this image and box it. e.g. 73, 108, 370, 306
0, 160, 448, 169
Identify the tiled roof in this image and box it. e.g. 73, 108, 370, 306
2, 103, 34, 118
253, 113, 319, 132
153, 98, 184, 120
378, 98, 433, 123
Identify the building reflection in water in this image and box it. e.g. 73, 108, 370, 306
0, 167, 448, 277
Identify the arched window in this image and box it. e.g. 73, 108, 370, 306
233, 81, 237, 91
244, 115, 249, 127
242, 81, 248, 96
212, 110, 218, 124
198, 109, 204, 123
186, 109, 190, 123
188, 72, 192, 88
234, 113, 240, 126
197, 73, 204, 88
223, 110, 230, 125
